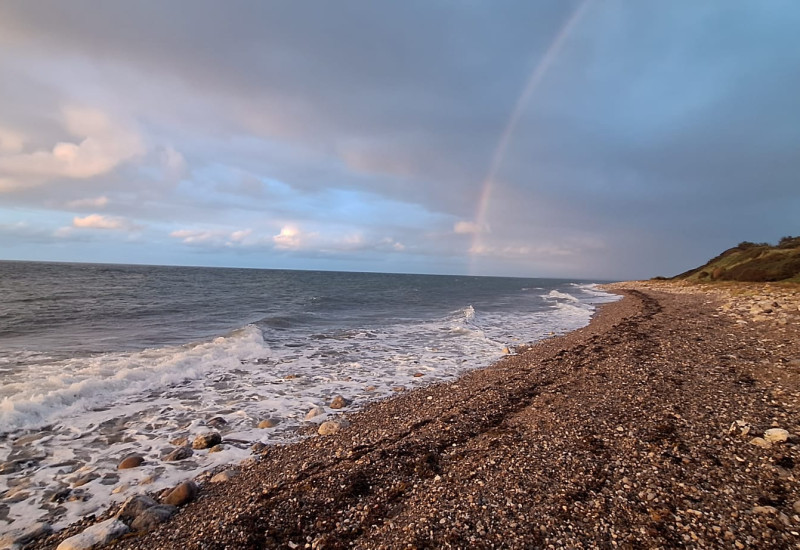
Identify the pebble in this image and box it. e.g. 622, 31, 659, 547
117, 455, 145, 470
130, 505, 178, 531
169, 436, 189, 447
305, 406, 326, 420
206, 417, 227, 429
0, 522, 52, 549
192, 432, 222, 449
318, 420, 349, 436
164, 446, 194, 461
162, 480, 199, 507
749, 437, 771, 449
116, 495, 158, 524
329, 395, 350, 409
793, 500, 800, 514
208, 444, 225, 453
258, 418, 279, 429
211, 469, 237, 483
55, 518, 128, 550
763, 428, 789, 443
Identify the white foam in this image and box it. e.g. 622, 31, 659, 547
0, 284, 620, 535
543, 289, 580, 302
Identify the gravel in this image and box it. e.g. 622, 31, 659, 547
30, 285, 800, 549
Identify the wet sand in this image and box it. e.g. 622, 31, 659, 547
30, 283, 800, 548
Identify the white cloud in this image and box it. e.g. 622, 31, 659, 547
273, 225, 312, 250
0, 128, 24, 153
73, 213, 137, 231
170, 228, 215, 244
454, 221, 489, 235
65, 196, 109, 209
0, 106, 144, 190
229, 229, 252, 243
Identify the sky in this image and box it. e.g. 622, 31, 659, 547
0, 1, 798, 280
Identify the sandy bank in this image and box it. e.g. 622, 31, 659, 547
29, 284, 800, 549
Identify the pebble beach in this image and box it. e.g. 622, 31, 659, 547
13, 282, 800, 549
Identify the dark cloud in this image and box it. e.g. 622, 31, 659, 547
0, 1, 798, 279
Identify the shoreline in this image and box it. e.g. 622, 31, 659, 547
23, 283, 800, 548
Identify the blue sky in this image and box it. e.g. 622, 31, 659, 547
1, 0, 798, 279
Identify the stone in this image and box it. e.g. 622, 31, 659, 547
318, 420, 349, 436
392, 386, 406, 392
258, 418, 279, 429
162, 480, 198, 507
764, 428, 790, 443
116, 494, 158, 525
364, 386, 377, 392
169, 436, 189, 447
752, 505, 777, 515
208, 444, 224, 453
130, 505, 177, 531
793, 499, 800, 514
211, 469, 237, 483
0, 522, 52, 549
412, 372, 424, 377
72, 472, 100, 488
329, 395, 349, 409
0, 460, 22, 475
502, 347, 511, 355
305, 406, 325, 420
749, 437, 772, 449
251, 442, 267, 454
206, 416, 227, 429
192, 432, 222, 449
117, 455, 145, 470
164, 446, 194, 461
55, 518, 129, 550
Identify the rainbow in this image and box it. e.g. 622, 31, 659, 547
469, 0, 593, 272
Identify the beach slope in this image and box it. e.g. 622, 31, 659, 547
34, 283, 800, 549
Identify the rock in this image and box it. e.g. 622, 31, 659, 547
329, 395, 349, 409
412, 372, 424, 377
169, 436, 189, 447
258, 418, 279, 429
130, 505, 177, 531
116, 494, 158, 525
251, 442, 267, 454
0, 460, 21, 475
305, 406, 325, 420
749, 437, 771, 449
764, 428, 789, 443
111, 484, 130, 494
392, 386, 406, 392
0, 522, 52, 549
206, 416, 227, 429
164, 446, 194, 461
72, 472, 99, 488
192, 432, 222, 449
208, 444, 224, 453
502, 347, 511, 354
162, 480, 198, 507
752, 505, 777, 515
364, 385, 377, 392
55, 518, 129, 550
318, 420, 349, 436
211, 469, 237, 483
117, 455, 145, 470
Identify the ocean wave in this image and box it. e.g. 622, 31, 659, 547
543, 289, 580, 302
0, 325, 269, 432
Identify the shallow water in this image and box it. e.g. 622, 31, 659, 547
0, 261, 618, 534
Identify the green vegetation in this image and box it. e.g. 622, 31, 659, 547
672, 236, 800, 283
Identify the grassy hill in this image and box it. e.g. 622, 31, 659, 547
671, 236, 800, 283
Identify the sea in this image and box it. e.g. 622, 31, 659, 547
0, 261, 619, 535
